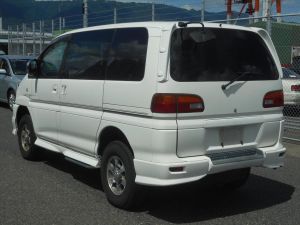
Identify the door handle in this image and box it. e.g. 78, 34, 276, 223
61, 84, 67, 95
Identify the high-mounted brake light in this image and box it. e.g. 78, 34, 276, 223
263, 90, 284, 108
151, 94, 204, 113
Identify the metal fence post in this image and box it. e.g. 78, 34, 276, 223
83, 0, 88, 27
201, 0, 205, 22
7, 26, 10, 55
63, 17, 65, 29
266, 0, 272, 36
152, 2, 155, 21
52, 19, 54, 35
22, 23, 26, 56
114, 7, 117, 24
59, 17, 62, 33
39, 20, 42, 54
16, 25, 20, 55
33, 22, 36, 57
42, 20, 45, 51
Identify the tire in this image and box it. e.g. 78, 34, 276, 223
17, 114, 38, 160
101, 141, 139, 209
7, 90, 16, 111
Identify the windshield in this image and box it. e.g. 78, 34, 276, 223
170, 28, 279, 82
9, 59, 30, 75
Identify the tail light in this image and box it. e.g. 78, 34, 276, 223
263, 90, 284, 108
151, 94, 204, 113
291, 85, 300, 92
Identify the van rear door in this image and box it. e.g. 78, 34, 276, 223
157, 25, 283, 157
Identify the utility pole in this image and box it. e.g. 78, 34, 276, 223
266, 0, 272, 36
254, 0, 260, 23
83, 0, 88, 28
226, 0, 232, 24
201, 0, 205, 22
152, 2, 155, 21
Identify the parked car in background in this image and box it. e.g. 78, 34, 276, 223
0, 55, 34, 110
282, 67, 300, 107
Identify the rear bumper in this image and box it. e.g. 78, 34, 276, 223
134, 143, 286, 186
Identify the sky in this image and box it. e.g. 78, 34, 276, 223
35, 0, 300, 14
111, 0, 300, 14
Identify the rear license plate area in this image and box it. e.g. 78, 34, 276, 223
219, 126, 243, 146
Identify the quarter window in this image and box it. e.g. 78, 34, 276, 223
106, 28, 148, 81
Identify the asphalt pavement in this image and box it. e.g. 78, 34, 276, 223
0, 102, 299, 225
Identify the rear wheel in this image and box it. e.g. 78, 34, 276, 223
17, 114, 38, 160
7, 90, 16, 111
101, 141, 139, 209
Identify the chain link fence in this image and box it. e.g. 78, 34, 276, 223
2, 4, 300, 142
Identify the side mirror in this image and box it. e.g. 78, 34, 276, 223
27, 59, 38, 78
0, 68, 7, 74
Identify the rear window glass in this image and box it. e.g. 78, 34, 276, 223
170, 28, 279, 82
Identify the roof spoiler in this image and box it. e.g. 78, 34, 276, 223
178, 21, 205, 30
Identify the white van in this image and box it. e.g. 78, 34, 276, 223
12, 22, 286, 209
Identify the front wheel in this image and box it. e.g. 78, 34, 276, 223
101, 141, 139, 209
17, 114, 38, 160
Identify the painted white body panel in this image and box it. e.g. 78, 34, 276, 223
59, 79, 104, 156
29, 78, 60, 143
13, 22, 286, 187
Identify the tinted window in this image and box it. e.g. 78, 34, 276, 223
106, 28, 148, 81
170, 28, 279, 82
39, 40, 68, 78
9, 59, 31, 75
63, 29, 113, 80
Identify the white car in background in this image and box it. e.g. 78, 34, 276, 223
0, 55, 34, 110
282, 67, 300, 107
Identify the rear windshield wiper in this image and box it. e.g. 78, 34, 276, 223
221, 71, 261, 90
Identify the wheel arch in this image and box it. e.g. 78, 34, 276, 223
97, 126, 134, 158
16, 106, 30, 127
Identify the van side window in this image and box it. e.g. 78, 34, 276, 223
39, 41, 67, 79
106, 28, 148, 81
63, 30, 113, 80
